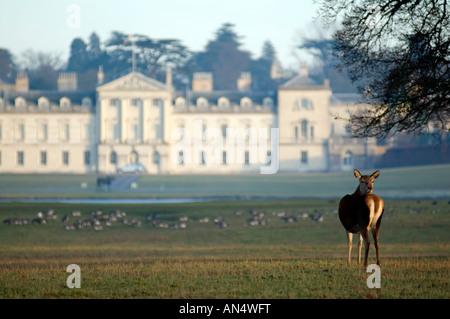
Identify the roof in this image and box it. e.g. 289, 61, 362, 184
174, 90, 277, 105
280, 74, 317, 88
0, 90, 96, 105
97, 72, 172, 92
279, 64, 330, 90
330, 93, 364, 105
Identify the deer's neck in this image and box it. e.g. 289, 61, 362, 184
352, 186, 365, 196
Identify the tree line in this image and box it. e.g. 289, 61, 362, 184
0, 22, 354, 93
4, 10, 446, 142
0, 23, 278, 92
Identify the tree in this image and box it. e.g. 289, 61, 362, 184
249, 40, 278, 91
67, 38, 88, 73
298, 36, 356, 93
0, 48, 16, 83
317, 0, 450, 140
20, 49, 63, 90
105, 31, 191, 87
87, 32, 102, 62
260, 40, 277, 63
193, 23, 251, 90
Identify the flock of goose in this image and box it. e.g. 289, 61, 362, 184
3, 201, 443, 231
2, 206, 330, 231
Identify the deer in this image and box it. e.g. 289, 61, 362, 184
338, 169, 384, 267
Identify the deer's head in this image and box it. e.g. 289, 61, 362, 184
354, 169, 380, 195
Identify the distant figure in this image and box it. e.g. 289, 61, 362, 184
96, 176, 113, 191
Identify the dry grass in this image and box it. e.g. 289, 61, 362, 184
0, 199, 448, 299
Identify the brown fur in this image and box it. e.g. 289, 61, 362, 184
338, 169, 384, 267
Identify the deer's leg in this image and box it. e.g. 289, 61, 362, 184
360, 227, 370, 267
346, 231, 353, 265
373, 222, 382, 266
357, 233, 363, 265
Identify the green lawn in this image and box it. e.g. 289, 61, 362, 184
0, 164, 449, 199
0, 199, 448, 299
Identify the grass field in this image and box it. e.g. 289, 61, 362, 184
0, 164, 449, 199
0, 199, 448, 299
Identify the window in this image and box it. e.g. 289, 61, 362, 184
200, 151, 205, 165
17, 151, 24, 165
41, 123, 48, 141
294, 98, 313, 110
112, 122, 120, 140
132, 123, 140, 140
41, 151, 47, 165
82, 97, 92, 107
267, 151, 272, 165
343, 151, 353, 166
176, 124, 185, 142
110, 151, 117, 164
38, 97, 49, 108
132, 98, 142, 107
0, 123, 2, 140
84, 151, 91, 165
263, 97, 273, 107
153, 99, 163, 107
301, 120, 308, 138
153, 151, 160, 165
110, 99, 121, 107
240, 97, 252, 108
197, 97, 208, 108
245, 151, 250, 165
60, 97, 71, 108
155, 123, 162, 140
18, 124, 25, 141
221, 124, 227, 138
179, 151, 184, 165
294, 126, 299, 140
222, 151, 227, 165
310, 126, 315, 139
65, 124, 70, 141
83, 124, 90, 141
218, 97, 230, 109
15, 97, 26, 108
301, 98, 313, 109
175, 97, 186, 108
301, 151, 308, 164
62, 151, 69, 165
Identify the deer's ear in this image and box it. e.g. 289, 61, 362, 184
354, 169, 362, 179
371, 170, 380, 179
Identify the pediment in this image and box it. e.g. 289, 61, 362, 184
97, 72, 171, 92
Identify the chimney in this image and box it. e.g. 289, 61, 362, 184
97, 65, 104, 85
192, 72, 213, 92
299, 62, 308, 77
166, 68, 173, 86
237, 72, 251, 91
57, 72, 77, 91
270, 59, 282, 80
15, 72, 29, 92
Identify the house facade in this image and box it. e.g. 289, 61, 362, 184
0, 68, 376, 174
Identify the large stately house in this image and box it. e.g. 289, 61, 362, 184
0, 67, 377, 174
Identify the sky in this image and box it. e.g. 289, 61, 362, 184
0, 0, 331, 70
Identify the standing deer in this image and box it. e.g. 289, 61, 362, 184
338, 169, 384, 267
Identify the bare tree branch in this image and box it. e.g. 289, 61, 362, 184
317, 0, 450, 141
